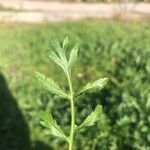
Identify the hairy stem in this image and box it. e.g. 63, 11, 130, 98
67, 71, 75, 150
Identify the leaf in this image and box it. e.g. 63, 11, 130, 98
36, 72, 69, 100
51, 39, 63, 58
52, 39, 66, 62
62, 35, 69, 49
76, 105, 103, 132
68, 43, 79, 73
50, 38, 68, 74
77, 78, 108, 95
49, 51, 64, 70
49, 51, 67, 75
40, 111, 69, 142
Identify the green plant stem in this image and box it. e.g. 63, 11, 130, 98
67, 71, 75, 150
69, 95, 75, 150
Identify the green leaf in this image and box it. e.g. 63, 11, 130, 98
49, 51, 67, 75
68, 43, 79, 73
49, 51, 64, 70
52, 39, 67, 62
52, 39, 63, 58
50, 38, 68, 74
40, 111, 69, 142
36, 72, 69, 100
77, 78, 108, 95
76, 105, 103, 132
62, 35, 69, 49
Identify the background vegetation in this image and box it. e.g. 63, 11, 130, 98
0, 20, 149, 150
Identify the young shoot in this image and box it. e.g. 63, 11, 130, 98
36, 36, 108, 150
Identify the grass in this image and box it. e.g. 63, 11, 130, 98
0, 20, 149, 150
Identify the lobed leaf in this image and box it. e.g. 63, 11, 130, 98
40, 111, 69, 142
76, 105, 103, 132
49, 37, 79, 75
36, 72, 69, 100
77, 78, 108, 95
50, 39, 68, 74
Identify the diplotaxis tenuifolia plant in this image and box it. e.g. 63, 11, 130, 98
36, 36, 108, 150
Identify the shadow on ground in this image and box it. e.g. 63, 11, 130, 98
0, 72, 51, 150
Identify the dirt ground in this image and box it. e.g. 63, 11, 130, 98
0, 0, 149, 23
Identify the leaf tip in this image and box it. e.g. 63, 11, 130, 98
102, 77, 109, 85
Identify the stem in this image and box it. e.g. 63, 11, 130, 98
69, 95, 75, 150
67, 71, 75, 150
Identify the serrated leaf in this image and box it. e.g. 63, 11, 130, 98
36, 72, 69, 100
68, 43, 79, 73
40, 111, 69, 142
77, 78, 108, 95
50, 39, 68, 74
76, 105, 103, 131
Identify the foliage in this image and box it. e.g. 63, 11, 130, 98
0, 20, 149, 150
76, 105, 104, 132
36, 36, 107, 149
40, 110, 69, 142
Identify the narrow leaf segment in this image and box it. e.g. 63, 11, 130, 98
76, 105, 103, 131
40, 111, 69, 142
77, 78, 108, 95
36, 72, 69, 100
